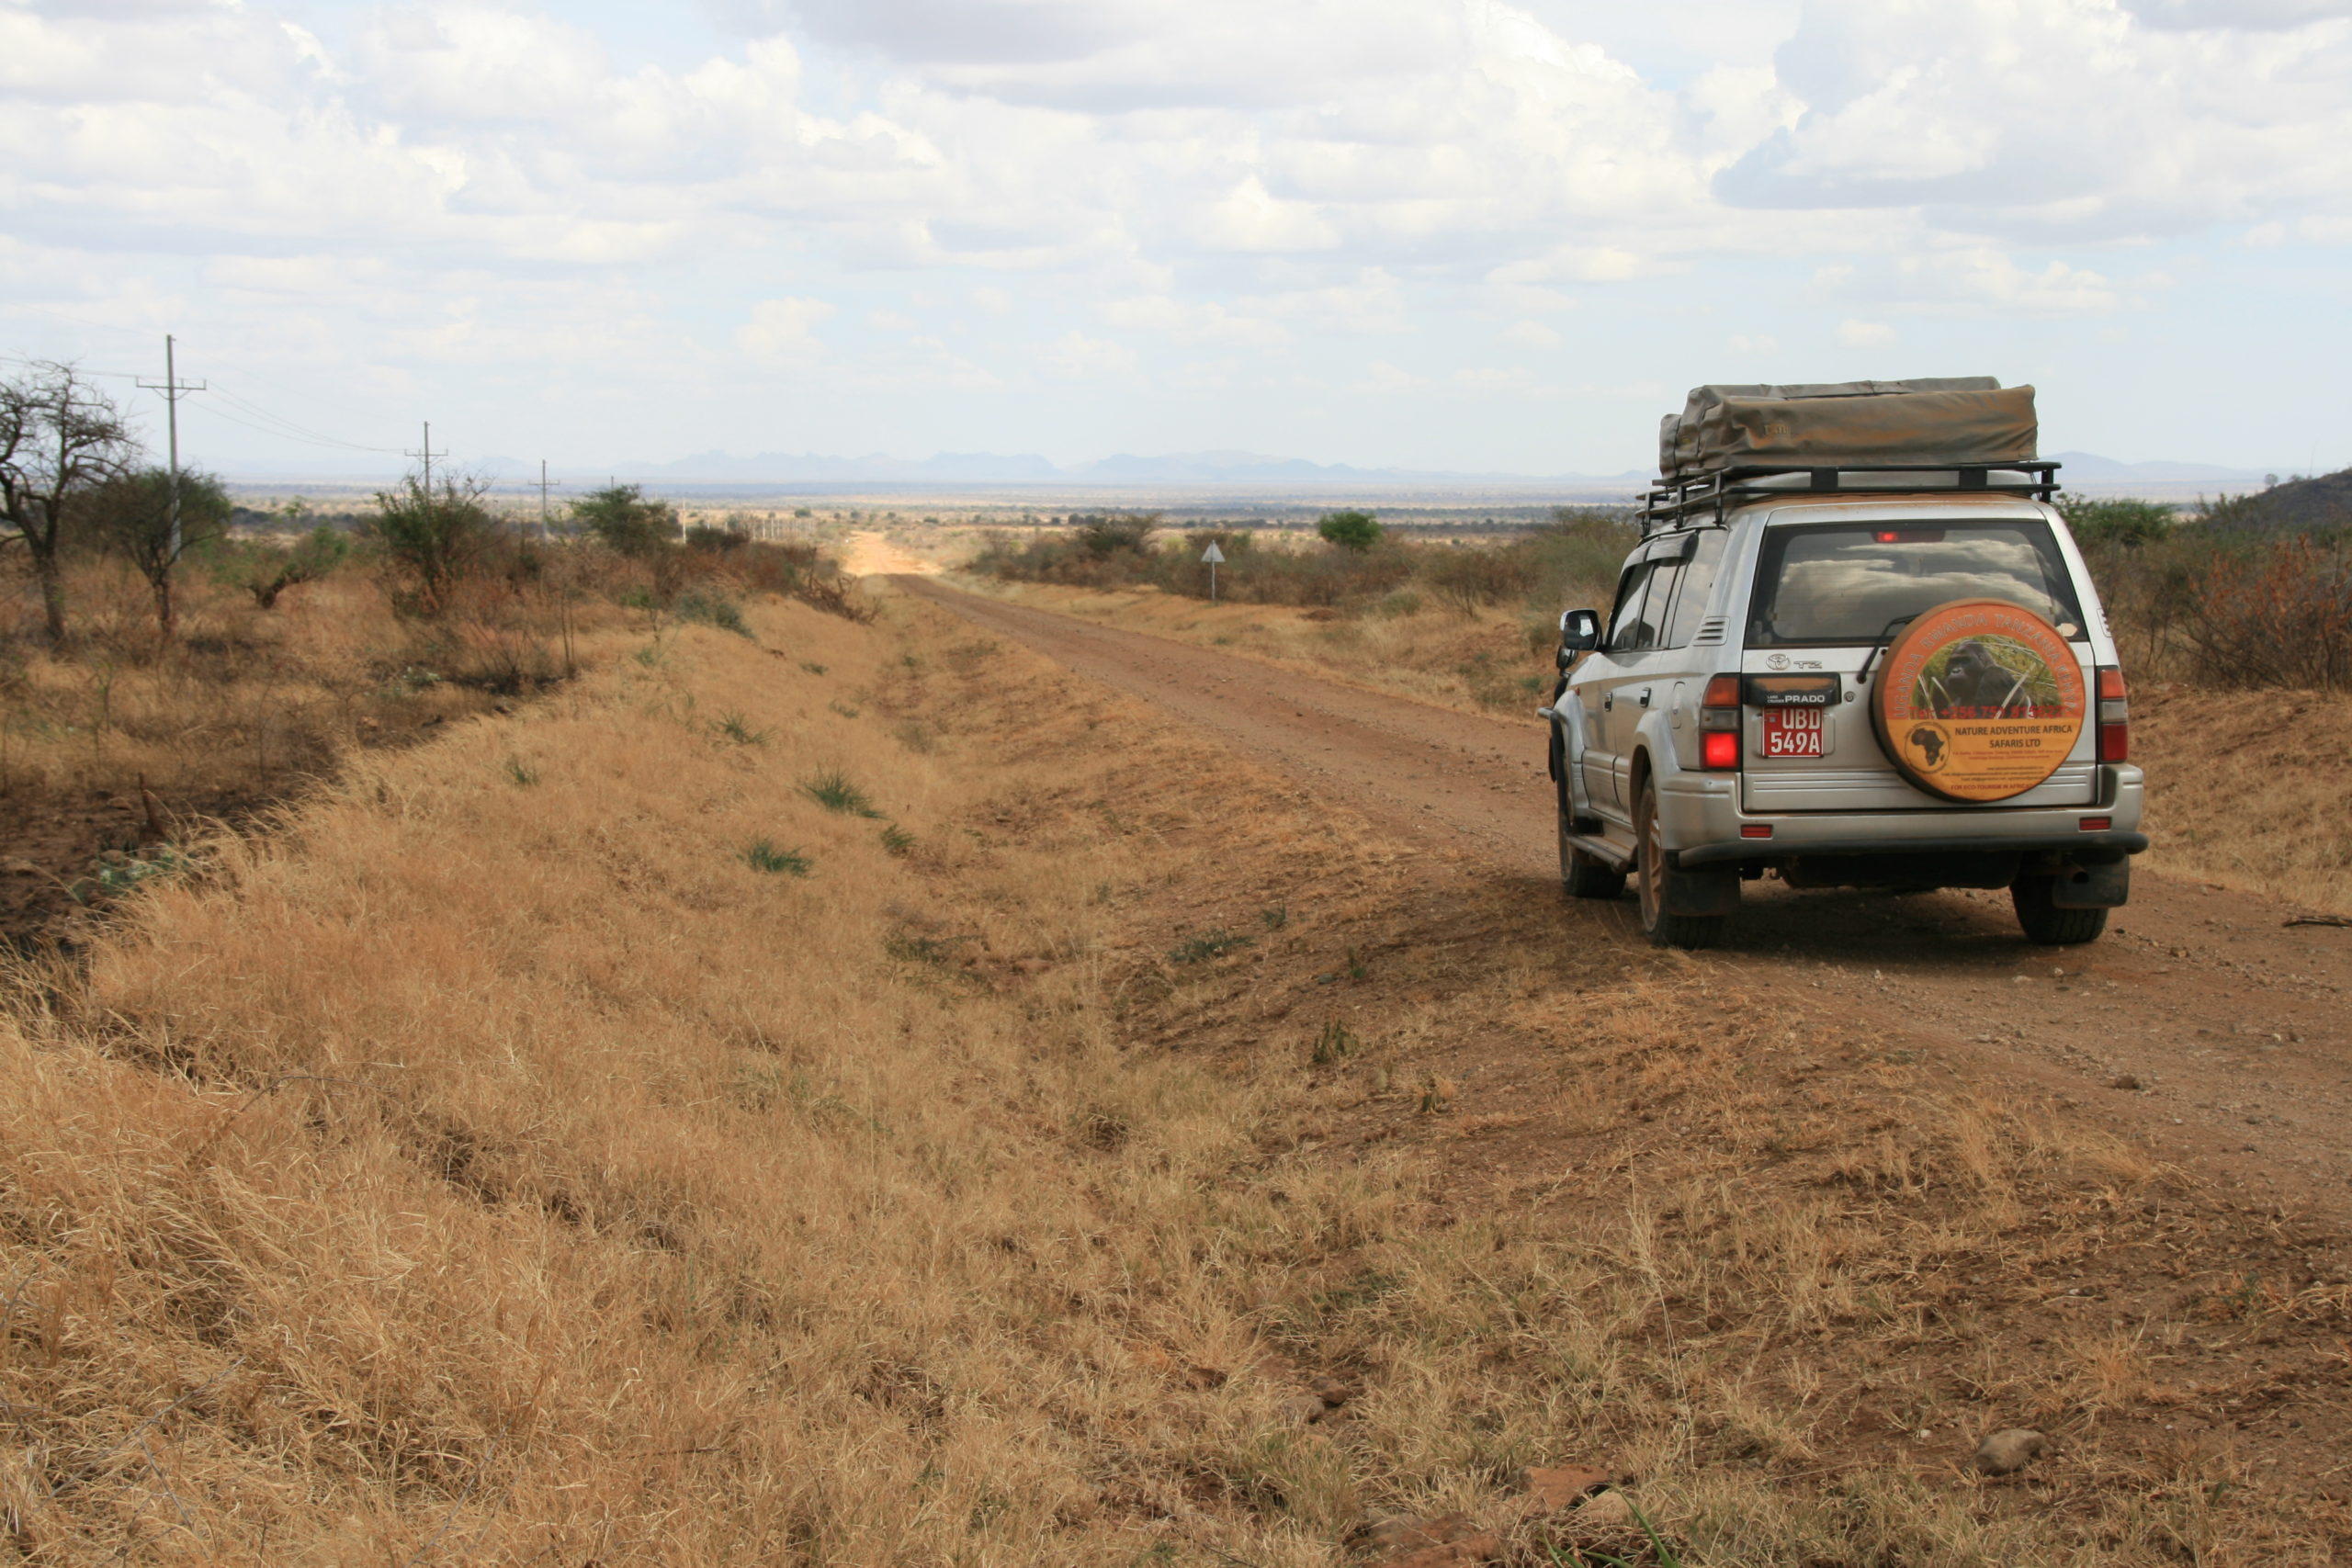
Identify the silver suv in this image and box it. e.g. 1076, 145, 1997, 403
1544, 460, 2145, 949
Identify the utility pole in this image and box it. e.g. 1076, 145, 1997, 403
137, 334, 206, 559
405, 422, 447, 491
537, 459, 553, 534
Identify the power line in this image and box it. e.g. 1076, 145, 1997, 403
205, 384, 405, 454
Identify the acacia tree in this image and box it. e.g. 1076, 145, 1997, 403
1317, 509, 1382, 552
0, 361, 141, 642
570, 483, 680, 558
87, 466, 232, 637
368, 469, 502, 615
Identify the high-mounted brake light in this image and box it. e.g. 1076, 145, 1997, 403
1700, 675, 1742, 770
2096, 666, 2129, 763
1873, 527, 1947, 544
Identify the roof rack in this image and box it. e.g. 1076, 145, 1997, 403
1636, 460, 2062, 535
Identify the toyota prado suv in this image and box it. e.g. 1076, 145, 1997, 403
1544, 379, 2145, 950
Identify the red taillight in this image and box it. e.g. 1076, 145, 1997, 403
2080, 816, 2111, 832
1699, 674, 1741, 770
1740, 823, 1774, 839
2096, 666, 2129, 762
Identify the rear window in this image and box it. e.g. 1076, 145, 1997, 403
1747, 521, 2086, 648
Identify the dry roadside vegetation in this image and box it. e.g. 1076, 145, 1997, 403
3, 583, 2347, 1563
0, 480, 860, 947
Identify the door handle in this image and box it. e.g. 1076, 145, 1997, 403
1602, 693, 1613, 711
1637, 687, 1652, 708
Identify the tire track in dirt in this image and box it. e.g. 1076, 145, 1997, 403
897, 575, 2352, 1213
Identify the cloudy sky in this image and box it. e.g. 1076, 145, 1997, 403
4, 0, 2349, 479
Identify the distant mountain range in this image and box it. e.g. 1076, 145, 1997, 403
2041, 451, 2269, 484
218, 446, 2284, 490
586, 447, 1645, 486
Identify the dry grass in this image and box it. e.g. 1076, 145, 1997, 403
944, 573, 1551, 715
2128, 683, 2352, 913
2, 584, 2344, 1563
0, 594, 1415, 1562
0, 560, 520, 800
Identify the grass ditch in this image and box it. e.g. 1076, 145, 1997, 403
0, 585, 2345, 1562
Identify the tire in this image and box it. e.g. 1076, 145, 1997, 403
1559, 813, 1627, 900
1555, 728, 1625, 900
2011, 875, 2109, 945
1634, 781, 1726, 950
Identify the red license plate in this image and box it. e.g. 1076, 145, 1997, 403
1761, 706, 1825, 758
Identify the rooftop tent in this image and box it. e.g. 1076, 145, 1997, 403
1657, 378, 2036, 479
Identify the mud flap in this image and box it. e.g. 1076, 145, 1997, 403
2050, 858, 2131, 909
1664, 863, 1743, 918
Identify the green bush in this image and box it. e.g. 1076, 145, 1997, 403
368, 473, 503, 615
571, 483, 680, 558
2056, 492, 2175, 549
674, 586, 752, 637
205, 525, 351, 610
1316, 510, 1382, 552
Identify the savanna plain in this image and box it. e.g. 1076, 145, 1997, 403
2, 505, 2350, 1566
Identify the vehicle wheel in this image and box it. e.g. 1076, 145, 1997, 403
1555, 730, 1625, 899
1634, 782, 1725, 950
2011, 875, 2109, 945
1559, 812, 1626, 900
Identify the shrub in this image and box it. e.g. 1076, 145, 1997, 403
368, 472, 503, 615
2056, 492, 2176, 549
207, 525, 352, 610
571, 484, 680, 558
1317, 510, 1382, 552
2177, 533, 2352, 689
674, 586, 752, 637
1075, 513, 1159, 558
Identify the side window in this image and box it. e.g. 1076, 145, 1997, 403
1632, 563, 1682, 651
1661, 531, 1728, 649
1604, 563, 1654, 653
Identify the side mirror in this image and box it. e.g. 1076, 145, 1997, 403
1556, 608, 1600, 668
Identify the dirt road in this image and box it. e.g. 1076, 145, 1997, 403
899, 575, 2352, 1211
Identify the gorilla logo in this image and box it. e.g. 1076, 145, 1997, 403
1908, 724, 1950, 769
1922, 639, 2032, 717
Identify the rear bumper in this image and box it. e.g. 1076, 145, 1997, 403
1660, 762, 2146, 870
1677, 829, 2146, 869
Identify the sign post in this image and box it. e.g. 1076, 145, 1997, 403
1200, 540, 1225, 602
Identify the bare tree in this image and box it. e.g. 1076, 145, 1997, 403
0, 362, 141, 643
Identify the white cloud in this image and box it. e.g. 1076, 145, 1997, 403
1837, 320, 1895, 347
5, 0, 2351, 474
1039, 330, 1137, 379
1818, 249, 2121, 315
737, 297, 835, 360
1355, 359, 1422, 392
1102, 296, 1288, 344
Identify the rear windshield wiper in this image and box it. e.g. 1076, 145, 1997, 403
1855, 615, 1917, 686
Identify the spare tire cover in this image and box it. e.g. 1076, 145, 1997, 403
1870, 598, 2086, 802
